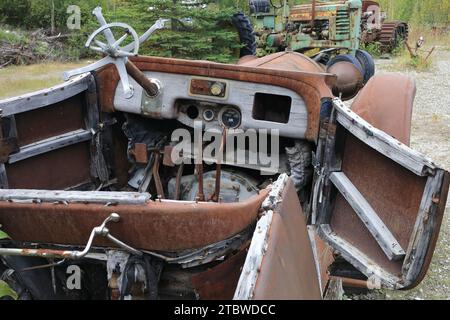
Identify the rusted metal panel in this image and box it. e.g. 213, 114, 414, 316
252, 179, 322, 300
330, 133, 427, 277
5, 143, 91, 189
0, 190, 268, 252
14, 93, 85, 147
191, 249, 248, 300
309, 226, 335, 295
95, 53, 335, 142
351, 74, 416, 146
406, 171, 449, 288
129, 143, 148, 164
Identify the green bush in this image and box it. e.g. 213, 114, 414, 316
360, 42, 381, 58
0, 28, 25, 44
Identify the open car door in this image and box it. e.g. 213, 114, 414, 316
313, 98, 449, 289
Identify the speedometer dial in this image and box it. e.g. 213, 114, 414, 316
219, 107, 241, 129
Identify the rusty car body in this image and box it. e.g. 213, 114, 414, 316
0, 7, 448, 300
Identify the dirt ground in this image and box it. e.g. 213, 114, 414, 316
354, 48, 450, 300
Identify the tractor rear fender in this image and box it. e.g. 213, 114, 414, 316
351, 73, 416, 146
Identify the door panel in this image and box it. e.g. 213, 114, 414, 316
315, 98, 449, 289
0, 74, 106, 190
5, 143, 91, 190
235, 175, 322, 300
14, 94, 85, 147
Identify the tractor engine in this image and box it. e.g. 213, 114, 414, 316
251, 0, 362, 56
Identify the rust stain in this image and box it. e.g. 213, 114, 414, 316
252, 179, 322, 300
5, 143, 91, 190
14, 93, 85, 147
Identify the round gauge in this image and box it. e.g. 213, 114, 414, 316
220, 107, 241, 129
203, 109, 215, 122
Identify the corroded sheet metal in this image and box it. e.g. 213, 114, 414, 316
14, 94, 85, 147
0, 190, 268, 252
310, 227, 335, 295
351, 74, 416, 146
95, 53, 335, 141
5, 143, 91, 189
252, 179, 321, 300
191, 249, 248, 300
331, 134, 427, 277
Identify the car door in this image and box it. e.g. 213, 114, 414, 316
312, 98, 449, 289
0, 73, 108, 191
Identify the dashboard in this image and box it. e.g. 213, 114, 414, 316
114, 71, 309, 139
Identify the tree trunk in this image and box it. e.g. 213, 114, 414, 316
51, 0, 55, 35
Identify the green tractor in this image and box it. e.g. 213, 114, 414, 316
249, 0, 375, 100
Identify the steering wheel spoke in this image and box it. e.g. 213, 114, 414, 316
92, 7, 116, 46
94, 40, 108, 50
64, 6, 166, 99
63, 56, 114, 81
113, 33, 130, 50
90, 46, 106, 54
115, 58, 134, 99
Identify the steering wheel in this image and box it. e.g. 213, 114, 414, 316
85, 22, 140, 58
63, 7, 167, 99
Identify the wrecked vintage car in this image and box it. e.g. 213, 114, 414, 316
0, 7, 448, 300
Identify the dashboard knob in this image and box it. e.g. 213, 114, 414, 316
210, 82, 225, 96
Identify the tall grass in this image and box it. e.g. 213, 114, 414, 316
0, 61, 89, 99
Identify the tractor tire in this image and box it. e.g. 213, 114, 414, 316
327, 54, 364, 75
355, 49, 375, 85
231, 12, 257, 57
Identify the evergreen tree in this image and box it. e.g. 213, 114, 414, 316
107, 0, 244, 63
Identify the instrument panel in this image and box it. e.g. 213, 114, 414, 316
113, 71, 309, 139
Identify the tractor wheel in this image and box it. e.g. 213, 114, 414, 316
355, 49, 375, 85
327, 54, 364, 75
231, 12, 257, 57
379, 21, 409, 52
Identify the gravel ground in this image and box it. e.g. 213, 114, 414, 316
355, 48, 450, 300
